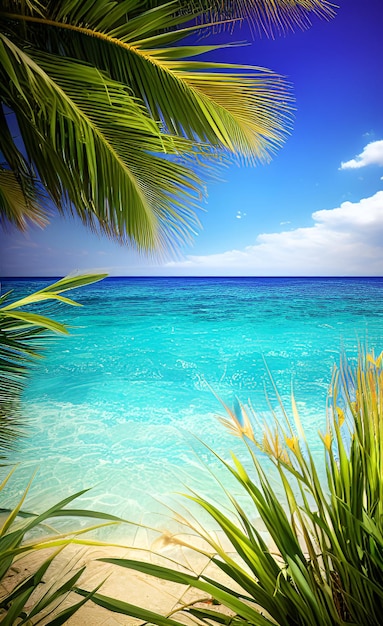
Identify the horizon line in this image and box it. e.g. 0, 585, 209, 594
1, 275, 383, 280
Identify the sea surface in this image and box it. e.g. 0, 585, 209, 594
1, 276, 383, 536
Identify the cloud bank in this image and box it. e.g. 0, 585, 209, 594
340, 140, 383, 169
164, 191, 383, 276
4, 140, 383, 277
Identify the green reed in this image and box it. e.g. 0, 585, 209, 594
0, 468, 127, 625
86, 349, 383, 625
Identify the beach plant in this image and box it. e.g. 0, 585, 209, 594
0, 466, 128, 625
80, 349, 383, 625
0, 273, 106, 454
0, 0, 334, 252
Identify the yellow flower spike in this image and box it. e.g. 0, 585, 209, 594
280, 450, 290, 465
376, 351, 383, 368
240, 407, 256, 443
219, 403, 256, 443
336, 407, 345, 427
151, 530, 196, 552
319, 431, 332, 451
218, 416, 241, 437
285, 435, 300, 456
262, 431, 273, 455
263, 428, 290, 464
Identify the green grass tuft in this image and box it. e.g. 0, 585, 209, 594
89, 349, 383, 625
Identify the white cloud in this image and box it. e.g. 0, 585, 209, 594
340, 140, 383, 169
236, 211, 246, 219
164, 191, 383, 276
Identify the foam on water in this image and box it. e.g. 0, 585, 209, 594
2, 277, 383, 534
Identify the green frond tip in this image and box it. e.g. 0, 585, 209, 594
0, 169, 48, 230
194, 0, 337, 37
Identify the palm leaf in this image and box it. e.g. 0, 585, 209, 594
0, 0, 309, 250
0, 274, 106, 455
1, 34, 209, 248
46, 0, 336, 37
190, 0, 337, 36
0, 168, 48, 230
13, 3, 293, 159
0, 102, 49, 230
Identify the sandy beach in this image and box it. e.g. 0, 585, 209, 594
0, 525, 256, 625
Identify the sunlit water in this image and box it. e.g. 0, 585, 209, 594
2, 277, 382, 537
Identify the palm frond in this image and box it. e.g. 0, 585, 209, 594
191, 0, 337, 36
61, 3, 294, 156
0, 103, 49, 230
0, 0, 334, 249
2, 6, 294, 160
46, 0, 336, 37
0, 274, 106, 456
1, 35, 209, 248
100, 44, 293, 163
0, 168, 48, 230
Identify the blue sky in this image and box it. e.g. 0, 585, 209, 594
1, 0, 383, 277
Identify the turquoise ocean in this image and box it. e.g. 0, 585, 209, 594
2, 276, 383, 535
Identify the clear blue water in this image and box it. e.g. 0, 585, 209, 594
2, 276, 383, 535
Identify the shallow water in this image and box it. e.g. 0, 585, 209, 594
2, 276, 382, 534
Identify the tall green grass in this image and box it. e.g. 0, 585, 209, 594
85, 350, 383, 625
1, 273, 130, 624
0, 468, 127, 624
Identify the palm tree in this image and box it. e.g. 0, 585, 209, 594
0, 0, 335, 252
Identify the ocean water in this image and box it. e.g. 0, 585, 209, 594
2, 276, 383, 536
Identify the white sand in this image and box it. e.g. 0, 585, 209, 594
0, 526, 258, 625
